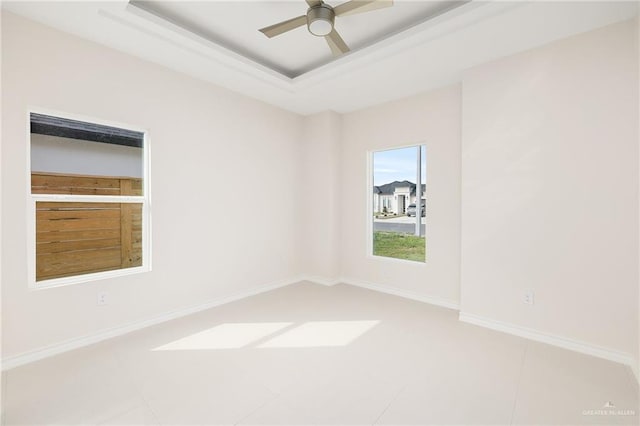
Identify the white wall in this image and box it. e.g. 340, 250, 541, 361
298, 111, 342, 281
340, 86, 462, 305
1, 12, 302, 358
461, 19, 639, 358
31, 134, 143, 178
2, 10, 638, 372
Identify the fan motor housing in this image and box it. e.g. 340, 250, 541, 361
307, 4, 335, 36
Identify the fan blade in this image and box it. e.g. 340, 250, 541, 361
259, 15, 307, 38
334, 0, 393, 17
306, 0, 323, 6
325, 29, 350, 56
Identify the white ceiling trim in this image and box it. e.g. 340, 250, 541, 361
109, 0, 488, 90
94, 1, 529, 95
291, 1, 513, 90
116, 3, 294, 90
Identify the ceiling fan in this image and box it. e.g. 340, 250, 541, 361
259, 0, 394, 57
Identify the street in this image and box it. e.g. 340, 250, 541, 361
373, 216, 426, 235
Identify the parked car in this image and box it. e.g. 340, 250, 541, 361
406, 203, 425, 217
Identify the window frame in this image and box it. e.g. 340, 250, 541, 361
26, 107, 152, 290
367, 143, 428, 265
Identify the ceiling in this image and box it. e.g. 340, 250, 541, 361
2, 1, 638, 115
130, 0, 468, 77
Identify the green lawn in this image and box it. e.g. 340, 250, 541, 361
373, 231, 426, 262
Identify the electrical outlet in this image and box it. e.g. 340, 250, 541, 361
97, 292, 108, 306
523, 290, 535, 305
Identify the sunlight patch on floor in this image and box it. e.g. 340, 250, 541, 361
153, 322, 292, 351
152, 320, 381, 351
258, 320, 380, 348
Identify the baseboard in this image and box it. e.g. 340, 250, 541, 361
459, 312, 635, 368
341, 277, 460, 311
1, 276, 299, 371
4, 276, 635, 381
298, 275, 341, 286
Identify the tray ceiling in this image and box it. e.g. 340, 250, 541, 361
130, 1, 468, 77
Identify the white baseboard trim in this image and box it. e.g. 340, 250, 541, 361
340, 277, 460, 311
298, 275, 341, 286
1, 277, 299, 371
5, 275, 636, 384
459, 312, 635, 368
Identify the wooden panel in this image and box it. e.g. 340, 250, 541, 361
121, 203, 133, 267
31, 172, 143, 196
39, 266, 127, 281
36, 228, 120, 243
32, 173, 122, 195
33, 172, 144, 281
37, 208, 120, 220
130, 203, 142, 267
131, 179, 143, 196
37, 202, 118, 210
35, 198, 143, 281
37, 217, 120, 232
32, 174, 121, 189
32, 187, 121, 195
37, 248, 122, 278
120, 178, 143, 196
37, 238, 121, 254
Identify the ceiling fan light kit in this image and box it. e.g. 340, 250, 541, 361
307, 5, 335, 37
258, 0, 394, 57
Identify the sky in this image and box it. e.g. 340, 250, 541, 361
373, 145, 426, 187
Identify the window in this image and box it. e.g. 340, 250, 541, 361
29, 112, 150, 287
371, 145, 426, 262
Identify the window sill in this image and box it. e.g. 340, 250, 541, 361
29, 265, 151, 291
367, 253, 427, 265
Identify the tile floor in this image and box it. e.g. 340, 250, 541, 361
2, 282, 638, 425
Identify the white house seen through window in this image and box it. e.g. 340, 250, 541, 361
372, 145, 426, 263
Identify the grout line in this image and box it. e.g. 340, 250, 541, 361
136, 384, 162, 426
140, 394, 162, 426
372, 384, 406, 425
111, 348, 162, 425
624, 361, 639, 389
96, 404, 141, 426
246, 322, 301, 349
509, 341, 529, 425
620, 364, 640, 394
233, 390, 281, 426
